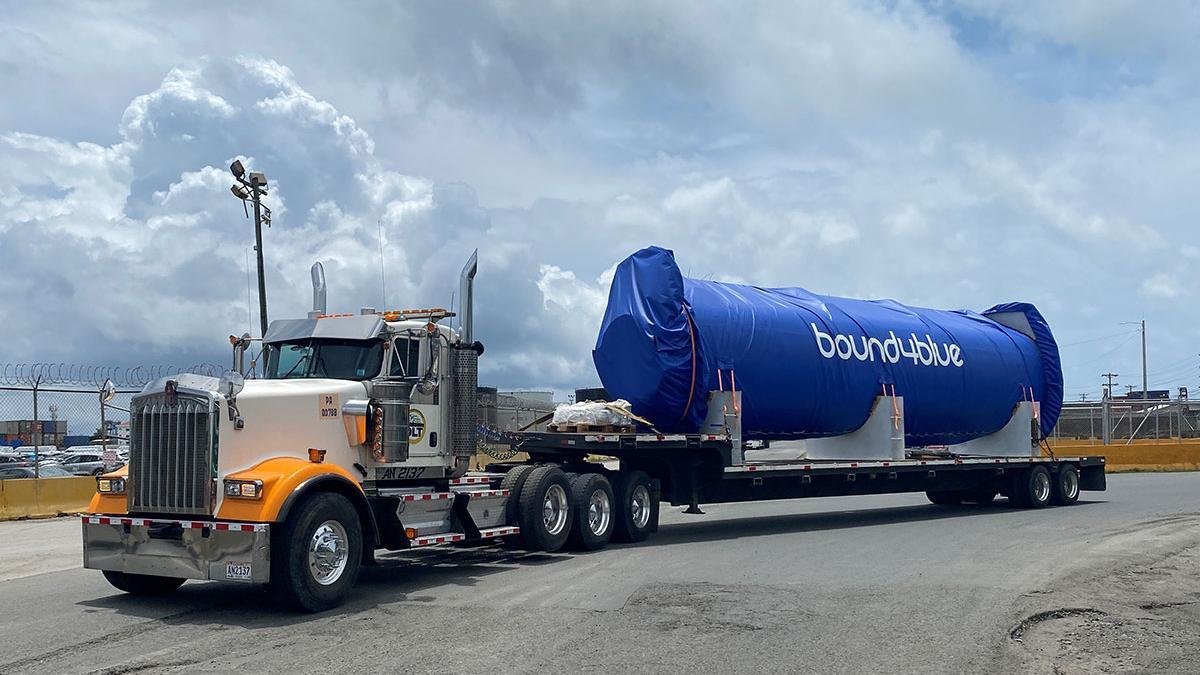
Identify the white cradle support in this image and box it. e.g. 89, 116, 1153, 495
733, 395, 1038, 464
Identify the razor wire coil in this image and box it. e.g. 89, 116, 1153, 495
0, 362, 224, 389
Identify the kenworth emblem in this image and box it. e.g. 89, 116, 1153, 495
164, 379, 179, 406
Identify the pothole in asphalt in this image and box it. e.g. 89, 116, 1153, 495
1009, 608, 1108, 641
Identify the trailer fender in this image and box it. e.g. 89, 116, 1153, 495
216, 458, 377, 550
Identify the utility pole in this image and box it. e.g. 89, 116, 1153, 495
1121, 320, 1148, 396
1100, 372, 1118, 445
1102, 372, 1119, 400
230, 160, 272, 339
1140, 319, 1147, 396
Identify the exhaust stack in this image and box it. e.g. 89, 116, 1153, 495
309, 262, 327, 318
459, 250, 478, 342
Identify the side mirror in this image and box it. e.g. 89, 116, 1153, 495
220, 370, 246, 400
100, 379, 117, 404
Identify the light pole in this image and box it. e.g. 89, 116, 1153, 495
230, 160, 272, 340
1121, 320, 1147, 396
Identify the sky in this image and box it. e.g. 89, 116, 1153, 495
1, 0, 1199, 400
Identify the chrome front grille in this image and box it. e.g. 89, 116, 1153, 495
128, 393, 216, 515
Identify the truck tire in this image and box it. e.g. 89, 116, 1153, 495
612, 470, 655, 543
102, 570, 185, 595
270, 492, 362, 612
926, 490, 963, 505
1008, 466, 1052, 509
517, 466, 574, 552
1052, 464, 1080, 506
499, 465, 536, 547
566, 473, 614, 551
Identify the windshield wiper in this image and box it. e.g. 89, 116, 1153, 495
281, 352, 311, 378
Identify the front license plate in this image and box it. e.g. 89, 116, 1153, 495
225, 562, 252, 582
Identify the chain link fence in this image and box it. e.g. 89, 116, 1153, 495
0, 363, 222, 476
1052, 397, 1200, 445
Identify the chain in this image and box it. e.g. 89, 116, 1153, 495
476, 423, 524, 461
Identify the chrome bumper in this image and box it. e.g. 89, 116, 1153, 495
82, 516, 271, 583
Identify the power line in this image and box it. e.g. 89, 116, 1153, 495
1059, 329, 1140, 347
1075, 333, 1139, 367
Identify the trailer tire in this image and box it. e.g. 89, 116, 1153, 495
102, 570, 185, 595
270, 492, 362, 612
566, 473, 615, 551
499, 465, 536, 547
612, 470, 655, 543
1052, 464, 1080, 506
926, 490, 963, 506
1008, 466, 1052, 509
517, 466, 574, 552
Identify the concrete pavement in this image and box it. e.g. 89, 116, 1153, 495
1, 472, 1198, 673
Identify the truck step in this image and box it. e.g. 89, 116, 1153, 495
409, 525, 520, 548
395, 489, 510, 502
449, 473, 505, 487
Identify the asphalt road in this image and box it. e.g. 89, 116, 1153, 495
2, 472, 1199, 674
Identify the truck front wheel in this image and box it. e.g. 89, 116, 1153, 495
102, 570, 185, 595
271, 492, 363, 612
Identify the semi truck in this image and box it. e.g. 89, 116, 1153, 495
82, 251, 1105, 611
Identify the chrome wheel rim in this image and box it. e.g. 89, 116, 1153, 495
587, 489, 612, 536
1033, 471, 1051, 503
543, 484, 569, 536
1063, 470, 1079, 499
630, 484, 650, 529
308, 520, 349, 586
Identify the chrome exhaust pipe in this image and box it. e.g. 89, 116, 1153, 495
459, 250, 478, 343
309, 262, 327, 318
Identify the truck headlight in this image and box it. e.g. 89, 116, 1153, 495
224, 479, 263, 499
97, 477, 126, 494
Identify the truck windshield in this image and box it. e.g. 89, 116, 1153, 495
264, 338, 384, 381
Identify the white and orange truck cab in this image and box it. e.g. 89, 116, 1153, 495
82, 252, 536, 611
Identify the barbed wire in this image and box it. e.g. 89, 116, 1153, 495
0, 363, 224, 388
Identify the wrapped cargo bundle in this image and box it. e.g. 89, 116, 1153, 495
593, 246, 1063, 445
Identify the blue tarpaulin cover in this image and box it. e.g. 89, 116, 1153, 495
593, 246, 1063, 444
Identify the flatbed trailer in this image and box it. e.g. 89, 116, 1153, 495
504, 430, 1105, 522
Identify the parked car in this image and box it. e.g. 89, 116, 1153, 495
0, 464, 73, 479
0, 453, 28, 466
13, 445, 60, 461
59, 452, 109, 476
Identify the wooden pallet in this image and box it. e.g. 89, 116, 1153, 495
547, 423, 634, 434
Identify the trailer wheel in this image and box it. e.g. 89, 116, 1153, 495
566, 473, 614, 551
1008, 466, 1052, 509
613, 470, 655, 543
1052, 465, 1080, 506
102, 570, 185, 595
270, 492, 362, 612
517, 466, 574, 552
926, 490, 963, 505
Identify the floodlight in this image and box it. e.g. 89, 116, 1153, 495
231, 185, 251, 200
249, 172, 268, 188
230, 159, 245, 178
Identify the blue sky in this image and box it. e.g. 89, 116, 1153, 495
1, 1, 1198, 399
